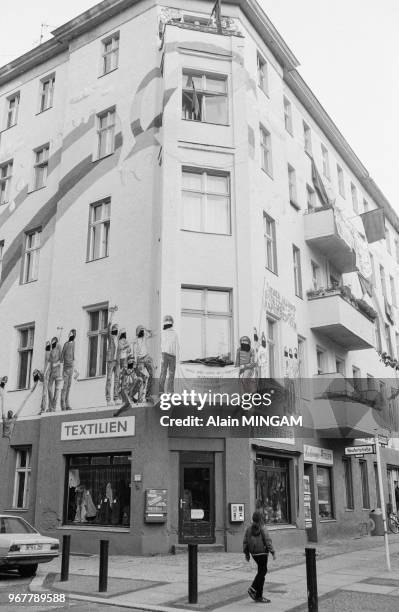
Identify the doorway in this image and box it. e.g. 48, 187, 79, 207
179, 452, 215, 544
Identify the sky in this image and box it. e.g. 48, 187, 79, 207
1, 0, 398, 208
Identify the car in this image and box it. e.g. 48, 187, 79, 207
0, 515, 59, 577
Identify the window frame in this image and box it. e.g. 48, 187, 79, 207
0, 240, 4, 283
266, 317, 278, 378
96, 107, 116, 159
303, 121, 312, 154
182, 70, 229, 126
321, 144, 330, 180
12, 448, 32, 509
256, 53, 269, 95
101, 32, 120, 76
317, 466, 334, 520
16, 324, 35, 390
21, 228, 41, 284
33, 144, 49, 191
385, 323, 393, 355
39, 74, 55, 113
263, 212, 277, 274
390, 275, 397, 307
86, 304, 109, 378
359, 460, 370, 509
87, 198, 111, 262
283, 96, 293, 134
336, 164, 345, 198
181, 168, 231, 235
342, 457, 354, 510
0, 159, 13, 205
6, 92, 20, 129
292, 244, 303, 298
260, 125, 272, 177
288, 164, 298, 207
180, 286, 233, 361
306, 184, 316, 213
350, 183, 358, 214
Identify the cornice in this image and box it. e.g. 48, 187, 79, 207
0, 38, 67, 87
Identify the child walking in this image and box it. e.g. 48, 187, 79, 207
243, 511, 276, 603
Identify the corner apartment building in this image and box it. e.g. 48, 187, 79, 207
1, 0, 399, 554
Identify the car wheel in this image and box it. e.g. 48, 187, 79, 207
18, 564, 38, 578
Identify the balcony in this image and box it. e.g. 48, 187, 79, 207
307, 286, 376, 350
304, 207, 356, 273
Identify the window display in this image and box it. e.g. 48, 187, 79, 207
65, 454, 131, 527
317, 466, 334, 519
255, 456, 290, 525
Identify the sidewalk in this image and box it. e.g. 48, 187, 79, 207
30, 535, 399, 611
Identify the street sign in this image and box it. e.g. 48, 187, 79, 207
378, 434, 389, 446
345, 444, 375, 456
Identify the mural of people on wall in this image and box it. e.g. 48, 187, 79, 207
105, 306, 119, 406
48, 336, 63, 412
132, 325, 154, 403
40, 341, 51, 413
159, 315, 179, 394
235, 335, 257, 393
61, 329, 76, 411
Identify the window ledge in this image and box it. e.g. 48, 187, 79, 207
4, 508, 29, 512
181, 229, 232, 237
290, 200, 300, 211
1, 124, 17, 133
182, 118, 230, 128
344, 509, 355, 512
35, 107, 53, 116
265, 266, 278, 277
27, 186, 47, 195
98, 67, 119, 79
258, 87, 270, 99
8, 388, 31, 393
319, 519, 337, 523
77, 375, 106, 382
261, 167, 273, 180
86, 255, 109, 264
58, 525, 129, 532
20, 279, 38, 286
93, 152, 114, 163
268, 524, 297, 531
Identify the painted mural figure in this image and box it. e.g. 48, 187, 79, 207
235, 336, 257, 393
114, 358, 144, 417
48, 336, 63, 412
105, 306, 120, 406
132, 325, 154, 402
1, 375, 39, 440
159, 315, 179, 394
40, 341, 51, 413
257, 333, 268, 379
61, 329, 76, 411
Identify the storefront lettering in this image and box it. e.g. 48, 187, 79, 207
303, 444, 333, 465
265, 283, 297, 330
61, 417, 134, 440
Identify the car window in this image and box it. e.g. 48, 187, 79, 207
0, 517, 37, 534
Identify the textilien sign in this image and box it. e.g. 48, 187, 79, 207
61, 417, 135, 440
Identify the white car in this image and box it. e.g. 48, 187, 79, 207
0, 515, 59, 577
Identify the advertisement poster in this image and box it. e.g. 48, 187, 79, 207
0, 1, 398, 610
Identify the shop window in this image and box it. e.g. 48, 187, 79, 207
255, 456, 290, 525
182, 71, 228, 124
317, 466, 334, 519
65, 454, 131, 527
342, 457, 354, 510
12, 448, 32, 509
181, 286, 232, 361
359, 460, 370, 509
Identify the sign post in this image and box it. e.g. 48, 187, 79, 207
375, 434, 391, 572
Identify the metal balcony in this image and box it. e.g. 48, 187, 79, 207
308, 288, 375, 350
304, 207, 357, 273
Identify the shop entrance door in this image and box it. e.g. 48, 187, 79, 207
178, 452, 215, 544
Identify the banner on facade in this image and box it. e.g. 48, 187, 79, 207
61, 416, 135, 440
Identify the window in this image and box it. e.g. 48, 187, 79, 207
395, 239, 399, 265
386, 228, 392, 255
12, 449, 31, 509
102, 32, 119, 75
292, 245, 302, 298
369, 252, 375, 284
97, 108, 116, 158
316, 348, 325, 375
0, 240, 3, 283
283, 97, 293, 134
306, 184, 316, 213
267, 318, 277, 377
352, 366, 361, 392
33, 144, 49, 190
311, 260, 321, 289
182, 71, 228, 124
88, 199, 110, 261
350, 183, 358, 214
65, 454, 131, 526
363, 199, 369, 213
6, 93, 20, 128
374, 463, 381, 507
260, 125, 272, 176
288, 165, 298, 207
303, 121, 312, 154
321, 145, 330, 179
385, 324, 393, 355
343, 458, 354, 510
181, 169, 230, 234
337, 164, 345, 197
380, 265, 387, 299
21, 229, 41, 284
257, 53, 268, 94
0, 160, 13, 204
396, 332, 399, 358
390, 276, 397, 307
263, 213, 277, 273
87, 306, 108, 378
181, 287, 232, 361
17, 325, 34, 389
374, 318, 382, 352
255, 456, 290, 525
317, 466, 334, 519
367, 374, 376, 391
335, 357, 345, 375
39, 75, 55, 112
359, 460, 370, 508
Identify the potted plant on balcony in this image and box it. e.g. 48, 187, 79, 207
355, 298, 377, 321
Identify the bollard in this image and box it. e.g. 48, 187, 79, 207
188, 544, 198, 604
99, 539, 109, 593
305, 547, 318, 612
60, 535, 70, 582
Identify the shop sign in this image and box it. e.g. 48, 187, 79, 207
61, 416, 135, 441
303, 445, 333, 466
345, 445, 375, 456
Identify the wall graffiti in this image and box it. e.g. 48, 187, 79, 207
265, 283, 297, 330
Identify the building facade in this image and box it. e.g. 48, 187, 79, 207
1, 0, 399, 555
